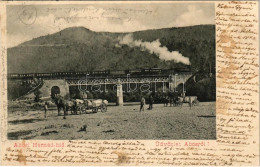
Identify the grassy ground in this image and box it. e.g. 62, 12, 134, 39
7, 102, 216, 140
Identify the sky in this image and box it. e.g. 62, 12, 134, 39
7, 3, 215, 48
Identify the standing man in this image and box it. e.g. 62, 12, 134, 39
44, 102, 48, 118
169, 97, 173, 107
73, 100, 78, 114
140, 96, 146, 112
149, 95, 154, 110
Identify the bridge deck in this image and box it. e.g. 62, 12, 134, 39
7, 69, 192, 80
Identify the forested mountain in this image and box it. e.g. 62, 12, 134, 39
7, 25, 215, 74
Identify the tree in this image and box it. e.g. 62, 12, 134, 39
34, 89, 42, 102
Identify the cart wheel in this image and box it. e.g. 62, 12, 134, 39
92, 108, 98, 113
100, 103, 107, 113
80, 106, 86, 114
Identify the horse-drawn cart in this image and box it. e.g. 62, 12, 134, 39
74, 99, 108, 114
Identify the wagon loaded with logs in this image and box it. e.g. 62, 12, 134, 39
73, 99, 108, 114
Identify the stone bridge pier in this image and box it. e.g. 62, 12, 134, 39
40, 79, 70, 98
116, 83, 123, 106
168, 73, 193, 93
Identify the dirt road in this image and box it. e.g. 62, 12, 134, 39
8, 102, 216, 140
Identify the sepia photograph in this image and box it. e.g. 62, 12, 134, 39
6, 2, 216, 140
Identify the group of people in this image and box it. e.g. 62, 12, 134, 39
140, 95, 154, 112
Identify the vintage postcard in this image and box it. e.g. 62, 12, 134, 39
0, 1, 259, 166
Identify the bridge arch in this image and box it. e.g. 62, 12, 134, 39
51, 86, 61, 96
38, 79, 69, 98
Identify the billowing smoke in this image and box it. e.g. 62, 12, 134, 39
118, 34, 190, 65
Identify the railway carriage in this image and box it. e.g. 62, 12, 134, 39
142, 68, 162, 75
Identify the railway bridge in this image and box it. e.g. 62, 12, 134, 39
8, 69, 193, 105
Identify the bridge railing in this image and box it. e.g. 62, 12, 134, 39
65, 73, 193, 86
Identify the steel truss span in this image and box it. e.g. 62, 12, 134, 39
66, 74, 192, 86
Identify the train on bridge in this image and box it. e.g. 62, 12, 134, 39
8, 67, 192, 79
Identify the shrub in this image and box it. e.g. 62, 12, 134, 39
34, 90, 42, 102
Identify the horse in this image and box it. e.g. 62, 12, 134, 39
52, 95, 68, 119
176, 97, 184, 107
163, 96, 170, 107
172, 96, 178, 107
64, 100, 79, 115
